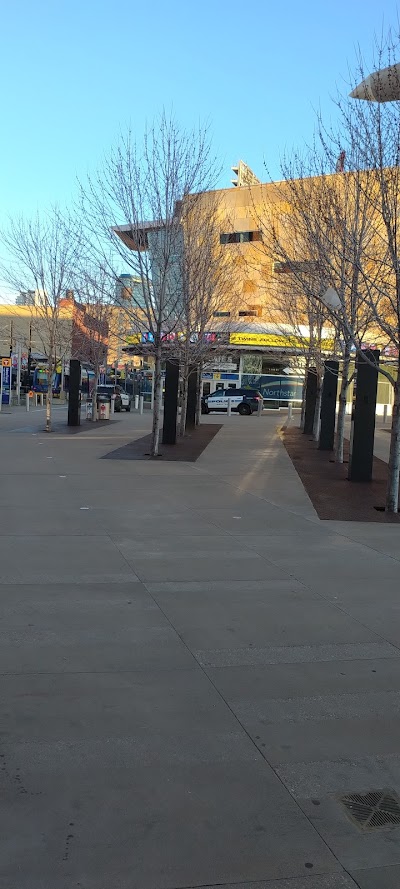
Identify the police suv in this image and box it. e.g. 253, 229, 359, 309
201, 388, 263, 415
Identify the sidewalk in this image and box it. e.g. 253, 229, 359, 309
1, 410, 400, 888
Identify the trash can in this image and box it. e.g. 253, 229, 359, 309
96, 392, 111, 420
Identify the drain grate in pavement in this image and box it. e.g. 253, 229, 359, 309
339, 789, 400, 830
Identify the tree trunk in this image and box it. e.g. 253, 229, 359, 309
335, 346, 351, 464
45, 355, 54, 433
150, 347, 162, 457
91, 368, 99, 422
195, 362, 203, 425
386, 377, 400, 513
313, 378, 322, 441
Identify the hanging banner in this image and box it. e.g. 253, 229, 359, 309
229, 332, 335, 350
2, 358, 12, 405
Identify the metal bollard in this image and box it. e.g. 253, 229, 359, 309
134, 394, 139, 410
110, 395, 115, 415
139, 395, 144, 415
383, 404, 388, 424
227, 398, 232, 417
288, 402, 293, 420
26, 393, 30, 412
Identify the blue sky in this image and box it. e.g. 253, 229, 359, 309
0, 0, 399, 296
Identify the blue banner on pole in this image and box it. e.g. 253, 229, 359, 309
2, 360, 12, 405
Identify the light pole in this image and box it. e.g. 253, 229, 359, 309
350, 61, 400, 102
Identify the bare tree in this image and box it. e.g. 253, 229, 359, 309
176, 190, 239, 434
0, 208, 82, 431
326, 31, 400, 510
79, 113, 219, 455
248, 184, 336, 439
257, 160, 375, 457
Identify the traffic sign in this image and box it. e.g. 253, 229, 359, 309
1, 357, 12, 405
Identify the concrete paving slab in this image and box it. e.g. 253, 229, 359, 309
234, 690, 400, 726
0, 580, 153, 609
320, 578, 400, 606
0, 760, 341, 889
130, 554, 292, 583
0, 668, 254, 747
171, 880, 359, 889
0, 475, 90, 509
179, 880, 359, 889
110, 533, 255, 555
276, 754, 400, 799
145, 578, 308, 595
194, 642, 400, 668
116, 540, 257, 560
165, 600, 381, 649
94, 508, 232, 536
298, 794, 400, 872
251, 715, 400, 765
147, 590, 321, 633
0, 507, 107, 536
192, 508, 331, 535
0, 628, 194, 674
242, 535, 385, 561
320, 603, 400, 648
0, 597, 169, 636
206, 659, 400, 703
265, 552, 400, 584
0, 536, 139, 584
351, 864, 400, 887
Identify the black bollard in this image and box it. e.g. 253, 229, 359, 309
319, 360, 339, 450
67, 359, 81, 426
303, 368, 318, 435
348, 350, 380, 481
162, 359, 179, 445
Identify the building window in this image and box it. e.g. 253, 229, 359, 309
273, 259, 320, 274
238, 310, 258, 317
220, 231, 262, 245
213, 310, 231, 317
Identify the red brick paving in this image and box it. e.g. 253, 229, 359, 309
281, 425, 400, 523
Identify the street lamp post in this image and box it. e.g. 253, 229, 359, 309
350, 61, 400, 102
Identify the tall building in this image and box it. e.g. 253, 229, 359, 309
16, 290, 46, 307
16, 290, 36, 306
115, 274, 147, 309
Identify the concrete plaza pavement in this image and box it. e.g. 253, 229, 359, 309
1, 405, 400, 888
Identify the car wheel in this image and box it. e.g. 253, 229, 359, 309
203, 406, 210, 414
115, 405, 121, 412
238, 402, 251, 416
125, 405, 131, 412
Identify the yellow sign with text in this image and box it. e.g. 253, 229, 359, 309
126, 334, 141, 344
229, 332, 334, 350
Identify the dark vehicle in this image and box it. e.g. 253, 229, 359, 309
97, 384, 123, 412
201, 388, 263, 415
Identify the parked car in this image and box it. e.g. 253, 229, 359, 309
96, 384, 123, 412
201, 388, 263, 415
